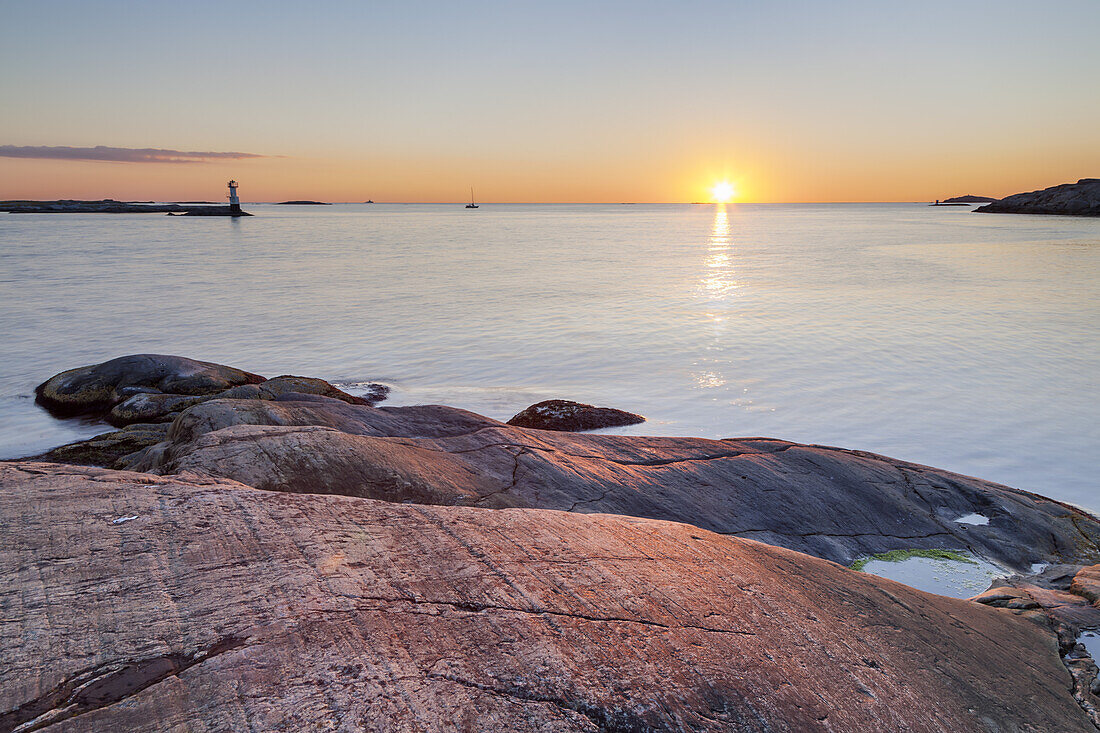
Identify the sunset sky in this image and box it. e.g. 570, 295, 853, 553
2, 0, 1098, 203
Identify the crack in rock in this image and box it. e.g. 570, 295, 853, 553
423, 671, 653, 732
314, 595, 757, 637
1, 636, 246, 732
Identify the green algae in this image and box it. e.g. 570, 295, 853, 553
850, 549, 976, 572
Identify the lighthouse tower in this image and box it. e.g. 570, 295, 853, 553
227, 180, 241, 214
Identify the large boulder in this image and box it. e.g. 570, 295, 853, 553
35, 354, 265, 416
0, 461, 1094, 732
975, 178, 1100, 216
122, 396, 1100, 570
507, 399, 645, 432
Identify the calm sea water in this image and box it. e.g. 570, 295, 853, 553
1, 203, 1097, 513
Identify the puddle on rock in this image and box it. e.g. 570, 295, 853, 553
856, 551, 1007, 599
1079, 630, 1100, 661
954, 513, 990, 525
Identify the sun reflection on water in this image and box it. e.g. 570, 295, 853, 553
698, 204, 741, 299
691, 204, 744, 392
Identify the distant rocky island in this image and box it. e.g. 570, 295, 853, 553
3, 353, 1100, 730
943, 194, 998, 204
0, 199, 251, 216
276, 200, 331, 205
930, 195, 999, 207
976, 178, 1100, 216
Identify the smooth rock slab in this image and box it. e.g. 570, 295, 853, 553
0, 462, 1094, 732
125, 396, 1100, 570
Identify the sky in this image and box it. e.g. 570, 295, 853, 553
2, 0, 1098, 203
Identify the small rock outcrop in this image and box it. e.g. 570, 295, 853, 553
975, 178, 1100, 216
506, 399, 645, 432
1, 462, 1095, 732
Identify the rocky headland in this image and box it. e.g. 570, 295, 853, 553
4, 353, 1100, 731
975, 179, 1100, 216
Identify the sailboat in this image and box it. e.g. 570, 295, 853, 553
465, 187, 479, 209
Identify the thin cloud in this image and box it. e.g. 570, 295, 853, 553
0, 145, 267, 163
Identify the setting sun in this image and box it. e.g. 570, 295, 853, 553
711, 181, 735, 203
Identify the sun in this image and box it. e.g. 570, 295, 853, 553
711, 181, 735, 203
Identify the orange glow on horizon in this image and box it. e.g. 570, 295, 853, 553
0, 153, 1096, 204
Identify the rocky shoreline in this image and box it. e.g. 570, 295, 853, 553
3, 353, 1100, 731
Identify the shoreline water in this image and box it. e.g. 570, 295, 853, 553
2, 203, 1097, 515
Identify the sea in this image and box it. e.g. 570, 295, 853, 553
1, 202, 1097, 514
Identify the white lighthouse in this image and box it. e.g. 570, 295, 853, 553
227, 180, 241, 213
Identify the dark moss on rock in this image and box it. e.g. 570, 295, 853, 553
36, 423, 170, 468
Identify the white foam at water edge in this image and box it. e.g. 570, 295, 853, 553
954, 513, 989, 526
